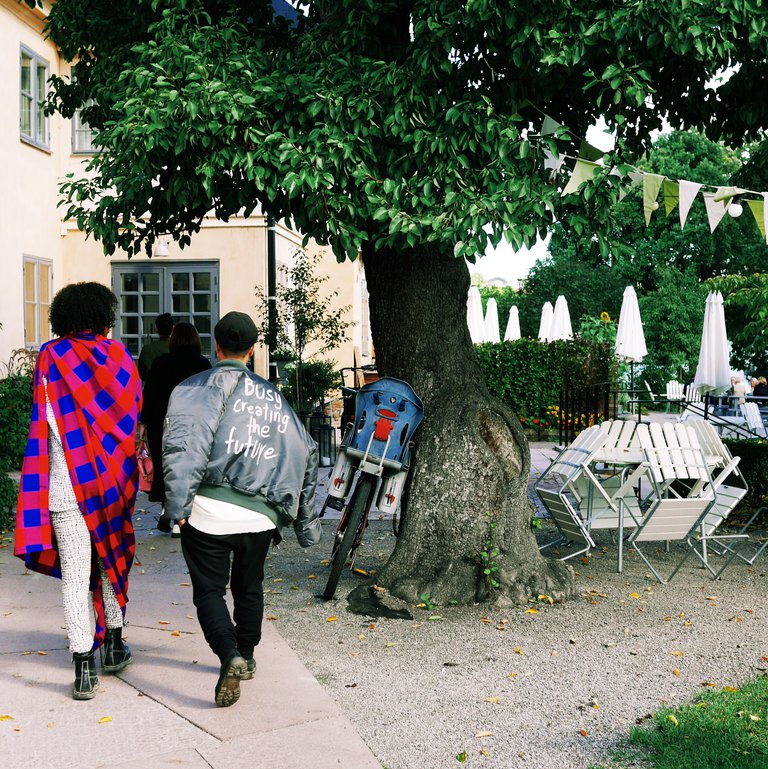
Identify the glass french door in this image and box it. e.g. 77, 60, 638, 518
112, 262, 219, 362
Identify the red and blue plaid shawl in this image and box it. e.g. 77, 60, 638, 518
14, 333, 142, 648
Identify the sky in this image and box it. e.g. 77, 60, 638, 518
471, 236, 549, 285
469, 121, 617, 286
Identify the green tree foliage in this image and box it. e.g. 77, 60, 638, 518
39, 2, 768, 263
35, 0, 768, 604
526, 131, 767, 384
517, 236, 626, 337
639, 268, 706, 390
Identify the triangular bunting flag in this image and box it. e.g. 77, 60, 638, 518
662, 180, 679, 217
746, 198, 766, 240
713, 186, 744, 205
763, 192, 768, 244
561, 158, 600, 196
578, 141, 604, 162
628, 170, 644, 185
540, 115, 561, 136
679, 180, 702, 229
643, 173, 665, 225
702, 192, 728, 233
543, 148, 564, 172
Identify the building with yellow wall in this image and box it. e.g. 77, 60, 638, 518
1, 0, 371, 382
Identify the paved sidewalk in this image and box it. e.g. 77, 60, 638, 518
0, 505, 381, 769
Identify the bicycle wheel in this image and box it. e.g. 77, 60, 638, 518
323, 475, 375, 600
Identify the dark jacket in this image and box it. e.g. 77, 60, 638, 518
162, 360, 320, 547
140, 349, 212, 502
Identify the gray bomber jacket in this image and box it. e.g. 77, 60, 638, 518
162, 359, 321, 547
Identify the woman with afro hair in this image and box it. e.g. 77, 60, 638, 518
15, 282, 142, 700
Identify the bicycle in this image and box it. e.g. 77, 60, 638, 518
322, 376, 424, 601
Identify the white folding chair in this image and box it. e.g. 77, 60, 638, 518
625, 445, 718, 583
740, 402, 767, 437
535, 427, 607, 560
687, 420, 766, 569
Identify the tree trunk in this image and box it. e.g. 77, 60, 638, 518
361, 243, 575, 606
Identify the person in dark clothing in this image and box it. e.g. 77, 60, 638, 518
139, 323, 211, 534
753, 376, 768, 398
138, 313, 174, 380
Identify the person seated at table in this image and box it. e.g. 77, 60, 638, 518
753, 376, 768, 398
731, 376, 750, 404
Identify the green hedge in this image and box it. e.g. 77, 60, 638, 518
0, 374, 33, 531
722, 438, 768, 523
475, 338, 613, 425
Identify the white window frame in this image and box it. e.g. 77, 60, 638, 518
20, 45, 50, 150
72, 101, 98, 154
23, 256, 54, 349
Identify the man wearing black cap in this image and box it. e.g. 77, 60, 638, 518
162, 311, 321, 707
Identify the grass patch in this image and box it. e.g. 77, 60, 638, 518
598, 676, 768, 769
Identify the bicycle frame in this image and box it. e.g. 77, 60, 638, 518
322, 377, 423, 600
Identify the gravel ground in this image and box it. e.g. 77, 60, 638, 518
263, 517, 768, 769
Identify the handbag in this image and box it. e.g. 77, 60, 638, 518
136, 439, 154, 493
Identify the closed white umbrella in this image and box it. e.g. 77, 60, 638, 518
504, 305, 521, 341
538, 301, 554, 342
484, 298, 501, 343
615, 285, 647, 396
692, 291, 731, 394
549, 295, 573, 341
615, 286, 647, 362
467, 286, 486, 344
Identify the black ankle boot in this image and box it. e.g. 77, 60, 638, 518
102, 628, 132, 673
72, 651, 98, 700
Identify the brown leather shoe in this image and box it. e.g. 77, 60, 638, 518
214, 654, 248, 707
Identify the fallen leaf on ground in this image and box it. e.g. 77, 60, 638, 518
475, 731, 494, 738
266, 616, 279, 621
479, 617, 492, 623
98, 716, 112, 724
485, 697, 501, 704
456, 751, 467, 763
307, 574, 317, 580
672, 668, 682, 677
629, 592, 641, 599
671, 651, 685, 657
36, 651, 47, 656
667, 715, 679, 726
0, 715, 13, 721
579, 729, 588, 737
158, 621, 170, 625
326, 616, 338, 622
513, 647, 524, 655
385, 642, 396, 648
524, 608, 539, 614
178, 582, 191, 586
538, 594, 554, 604
723, 686, 739, 692
171, 631, 181, 637
507, 672, 519, 678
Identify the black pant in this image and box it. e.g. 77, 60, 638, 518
180, 524, 273, 664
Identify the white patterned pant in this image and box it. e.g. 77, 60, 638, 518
50, 507, 124, 653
